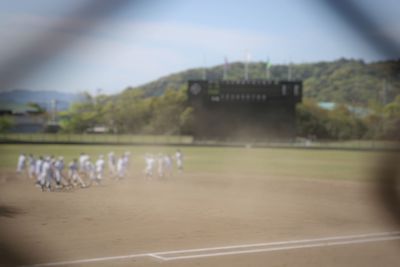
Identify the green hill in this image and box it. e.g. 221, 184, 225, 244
59, 58, 400, 140
126, 58, 400, 105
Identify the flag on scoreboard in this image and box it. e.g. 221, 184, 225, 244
265, 59, 271, 79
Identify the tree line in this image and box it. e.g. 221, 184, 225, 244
59, 86, 194, 136
296, 97, 400, 140
1, 58, 399, 140
57, 87, 400, 141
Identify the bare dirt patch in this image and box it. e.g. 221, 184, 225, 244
0, 170, 399, 266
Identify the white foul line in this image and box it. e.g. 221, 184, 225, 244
25, 231, 400, 266
25, 253, 149, 267
158, 235, 400, 261
148, 253, 167, 261
153, 231, 400, 255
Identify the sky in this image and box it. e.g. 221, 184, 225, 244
0, 0, 399, 94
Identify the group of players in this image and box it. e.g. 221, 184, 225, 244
16, 149, 184, 192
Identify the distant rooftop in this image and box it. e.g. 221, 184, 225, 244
318, 102, 336, 111
318, 102, 371, 117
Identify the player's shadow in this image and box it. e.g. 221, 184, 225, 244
0, 205, 23, 218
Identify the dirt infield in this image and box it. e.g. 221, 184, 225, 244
1, 168, 399, 266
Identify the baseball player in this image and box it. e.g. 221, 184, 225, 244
84, 157, 96, 182
164, 154, 173, 177
79, 152, 89, 173
38, 157, 51, 191
35, 156, 44, 185
157, 154, 165, 178
95, 155, 105, 183
116, 155, 125, 179
27, 154, 36, 179
16, 153, 26, 174
175, 149, 184, 172
123, 152, 131, 177
144, 154, 155, 178
108, 152, 116, 177
68, 159, 86, 188
54, 156, 66, 188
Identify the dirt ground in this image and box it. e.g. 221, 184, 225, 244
0, 168, 399, 266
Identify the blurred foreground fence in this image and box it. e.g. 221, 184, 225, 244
0, 133, 399, 151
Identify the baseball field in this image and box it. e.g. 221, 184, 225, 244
0, 144, 399, 266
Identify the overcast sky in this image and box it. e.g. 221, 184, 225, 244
0, 0, 399, 94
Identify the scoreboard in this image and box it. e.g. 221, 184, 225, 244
188, 80, 302, 140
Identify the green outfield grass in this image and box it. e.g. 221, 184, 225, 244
0, 133, 194, 144
1, 133, 399, 151
0, 144, 382, 181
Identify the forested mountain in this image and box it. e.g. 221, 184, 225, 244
127, 58, 400, 105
